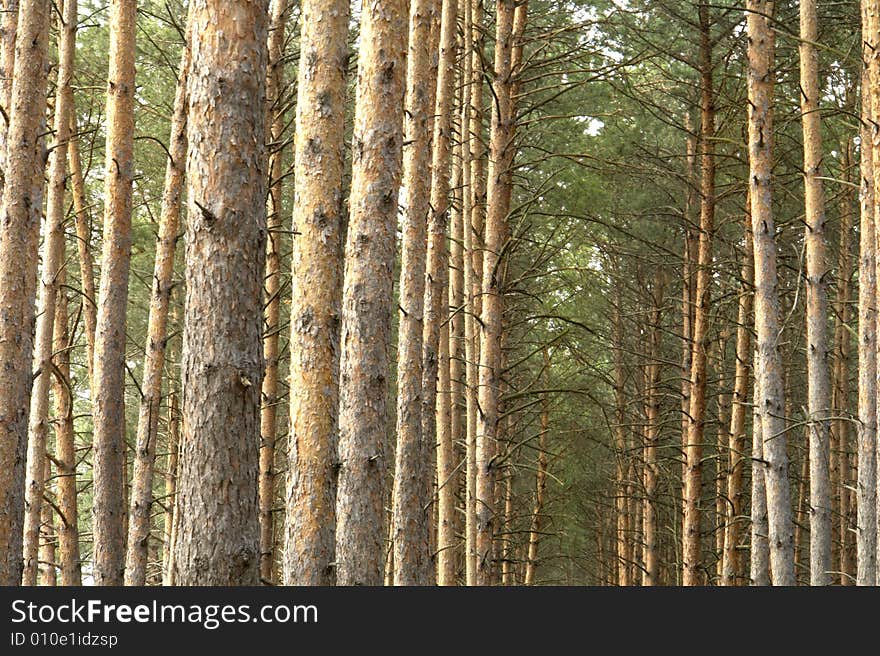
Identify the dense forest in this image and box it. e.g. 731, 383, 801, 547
0, 0, 877, 587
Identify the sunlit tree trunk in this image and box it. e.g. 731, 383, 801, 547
283, 0, 349, 587
746, 0, 795, 586
171, 0, 268, 586
799, 0, 832, 586
0, 0, 50, 586
161, 390, 179, 586
392, 0, 441, 586
335, 0, 408, 585
22, 0, 76, 586
91, 0, 137, 586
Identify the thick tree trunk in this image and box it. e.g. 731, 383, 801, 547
721, 207, 754, 586
392, 0, 441, 586
91, 0, 137, 586
0, 0, 50, 586
124, 34, 189, 587
682, 1, 714, 586
334, 0, 407, 585
799, 0, 833, 586
746, 0, 795, 586
0, 0, 19, 188
22, 0, 76, 586
861, 0, 880, 586
750, 349, 770, 585
283, 0, 349, 587
171, 0, 268, 586
258, 0, 289, 586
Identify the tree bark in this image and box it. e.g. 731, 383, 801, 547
91, 0, 137, 586
746, 0, 796, 586
335, 0, 408, 585
798, 0, 833, 585
171, 0, 268, 586
392, 0, 441, 586
0, 0, 50, 586
525, 348, 551, 585
283, 0, 349, 587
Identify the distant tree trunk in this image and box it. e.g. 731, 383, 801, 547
746, 0, 795, 586
171, 0, 267, 586
22, 0, 76, 586
682, 1, 714, 586
124, 34, 189, 587
53, 272, 81, 586
642, 280, 664, 586
721, 207, 754, 586
858, 5, 878, 585
161, 390, 179, 586
283, 0, 349, 587
392, 0, 441, 586
525, 349, 551, 585
258, 0, 289, 586
798, 0, 832, 586
68, 113, 97, 378
91, 0, 137, 586
0, 0, 50, 586
335, 0, 407, 585
612, 300, 631, 586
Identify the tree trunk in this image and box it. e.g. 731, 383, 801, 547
283, 0, 349, 587
682, 1, 714, 586
91, 0, 137, 586
859, 1, 879, 586
68, 112, 97, 379
746, 0, 795, 586
22, 0, 76, 586
721, 206, 754, 586
525, 349, 551, 585
392, 0, 441, 586
124, 32, 189, 587
258, 0, 289, 586
642, 279, 664, 586
334, 0, 407, 585
161, 390, 179, 586
170, 0, 268, 586
799, 0, 833, 586
53, 271, 80, 586
0, 0, 19, 189
0, 0, 50, 586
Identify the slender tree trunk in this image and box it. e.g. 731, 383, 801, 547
746, 0, 795, 586
798, 0, 833, 586
53, 271, 80, 586
525, 349, 551, 585
258, 0, 289, 586
613, 300, 631, 586
91, 0, 137, 586
22, 0, 76, 586
392, 0, 441, 586
124, 31, 189, 587
642, 279, 664, 586
0, 0, 19, 188
721, 207, 754, 586
682, 1, 714, 586
38, 457, 55, 586
283, 0, 349, 587
860, 1, 879, 586
681, 112, 697, 488
170, 0, 268, 586
68, 113, 97, 378
0, 0, 50, 586
334, 0, 407, 585
161, 390, 179, 586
